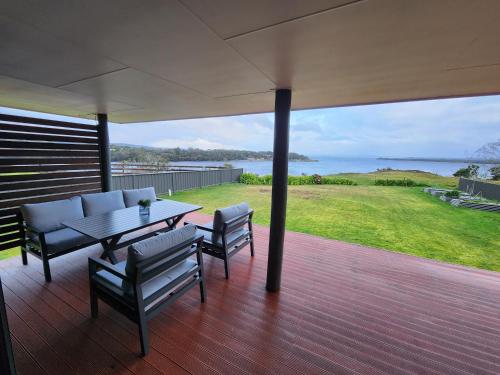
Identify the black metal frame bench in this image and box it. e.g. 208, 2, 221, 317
88, 233, 206, 356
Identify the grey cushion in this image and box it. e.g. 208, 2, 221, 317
95, 258, 197, 302
123, 224, 197, 291
81, 191, 125, 216
212, 202, 249, 244
123, 187, 157, 208
197, 225, 249, 249
31, 227, 94, 253
21, 196, 84, 233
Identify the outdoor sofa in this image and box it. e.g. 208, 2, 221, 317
189, 202, 254, 279
20, 187, 159, 282
89, 224, 206, 356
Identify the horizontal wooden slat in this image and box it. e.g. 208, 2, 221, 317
0, 232, 21, 243
0, 131, 98, 144
0, 223, 20, 232
0, 157, 100, 166
0, 140, 99, 150
0, 114, 97, 131
0, 176, 101, 191
0, 164, 100, 173
0, 216, 18, 226
0, 123, 98, 138
0, 239, 22, 251
0, 183, 102, 201
0, 149, 99, 157
0, 171, 100, 184
0, 189, 101, 209
0, 208, 19, 218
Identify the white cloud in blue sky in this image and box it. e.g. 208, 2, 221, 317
2, 95, 500, 158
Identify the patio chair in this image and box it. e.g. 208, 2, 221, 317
88, 224, 206, 356
188, 203, 254, 279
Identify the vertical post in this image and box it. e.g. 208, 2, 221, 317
97, 113, 112, 192
0, 278, 16, 375
266, 89, 292, 292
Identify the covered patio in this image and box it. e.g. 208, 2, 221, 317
1, 1, 500, 373
1, 212, 499, 374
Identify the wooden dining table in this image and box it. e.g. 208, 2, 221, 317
62, 199, 202, 263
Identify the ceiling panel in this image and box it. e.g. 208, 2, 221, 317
60, 69, 206, 109
1, 0, 500, 123
0, 16, 125, 88
0, 0, 274, 98
229, 0, 500, 103
180, 0, 354, 39
0, 76, 137, 119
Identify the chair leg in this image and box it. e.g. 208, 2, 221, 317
223, 256, 230, 279
138, 314, 149, 356
249, 236, 255, 257
41, 252, 51, 282
21, 247, 28, 265
90, 287, 98, 318
199, 277, 207, 303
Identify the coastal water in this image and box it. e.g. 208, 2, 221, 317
169, 157, 495, 177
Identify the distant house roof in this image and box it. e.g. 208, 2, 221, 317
1, 0, 500, 123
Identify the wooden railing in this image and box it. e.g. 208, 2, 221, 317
111, 162, 226, 175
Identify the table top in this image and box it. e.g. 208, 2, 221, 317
63, 199, 202, 241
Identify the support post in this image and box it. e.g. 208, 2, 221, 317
266, 89, 291, 292
97, 113, 112, 192
0, 277, 16, 375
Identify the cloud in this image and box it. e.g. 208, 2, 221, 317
3, 94, 499, 158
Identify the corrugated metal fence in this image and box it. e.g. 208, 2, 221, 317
458, 177, 500, 201
112, 168, 243, 194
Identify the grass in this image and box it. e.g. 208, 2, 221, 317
165, 178, 500, 272
334, 170, 458, 188
0, 247, 20, 260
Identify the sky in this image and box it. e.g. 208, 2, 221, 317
2, 95, 500, 158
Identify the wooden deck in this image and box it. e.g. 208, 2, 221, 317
1, 212, 499, 374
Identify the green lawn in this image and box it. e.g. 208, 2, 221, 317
165, 180, 500, 272
335, 170, 458, 188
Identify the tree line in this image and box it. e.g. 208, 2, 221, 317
111, 144, 313, 163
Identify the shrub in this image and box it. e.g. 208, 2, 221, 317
445, 190, 461, 199
453, 164, 479, 178
322, 177, 357, 185
374, 178, 427, 187
490, 165, 500, 180
239, 173, 356, 186
312, 174, 322, 184
288, 175, 314, 185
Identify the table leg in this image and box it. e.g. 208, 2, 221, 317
168, 214, 185, 229
99, 235, 122, 264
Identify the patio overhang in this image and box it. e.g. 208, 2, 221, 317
1, 0, 500, 291
1, 0, 500, 122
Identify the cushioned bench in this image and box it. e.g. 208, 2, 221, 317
89, 224, 206, 356
20, 187, 159, 282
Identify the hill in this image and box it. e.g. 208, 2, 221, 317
111, 144, 313, 163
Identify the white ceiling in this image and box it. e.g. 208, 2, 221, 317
1, 0, 500, 123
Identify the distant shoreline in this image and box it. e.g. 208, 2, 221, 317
378, 157, 499, 164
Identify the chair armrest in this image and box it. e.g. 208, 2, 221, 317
88, 257, 128, 280
23, 223, 40, 237
184, 222, 215, 233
